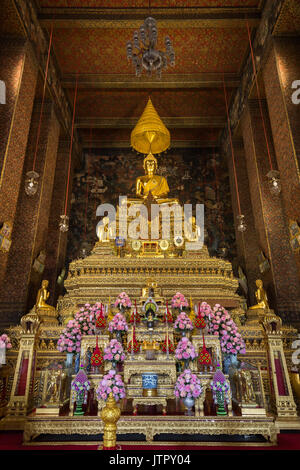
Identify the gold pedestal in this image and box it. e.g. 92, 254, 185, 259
143, 388, 158, 397
246, 308, 273, 325
35, 406, 60, 416
36, 306, 58, 325
241, 405, 267, 417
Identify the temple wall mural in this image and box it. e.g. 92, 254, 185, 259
67, 148, 237, 264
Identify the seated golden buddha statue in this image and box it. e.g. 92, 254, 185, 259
129, 153, 178, 206
35, 279, 58, 324
249, 279, 269, 310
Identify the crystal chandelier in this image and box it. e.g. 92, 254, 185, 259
126, 17, 175, 78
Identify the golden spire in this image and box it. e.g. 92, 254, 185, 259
131, 98, 170, 155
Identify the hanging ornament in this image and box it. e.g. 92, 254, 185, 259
129, 300, 141, 323
162, 335, 174, 353
247, 21, 281, 198
198, 334, 212, 368
24, 171, 40, 196
96, 304, 106, 329
127, 324, 140, 353
194, 303, 206, 329
59, 215, 69, 232
25, 26, 53, 196
237, 214, 247, 233
91, 337, 103, 369
223, 75, 246, 234
60, 73, 78, 233
267, 170, 281, 196
165, 301, 173, 323
218, 243, 228, 258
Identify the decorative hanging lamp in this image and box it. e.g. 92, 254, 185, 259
25, 26, 53, 196
246, 21, 281, 196
223, 74, 247, 233
131, 97, 170, 155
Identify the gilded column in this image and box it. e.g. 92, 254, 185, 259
0, 40, 38, 293
241, 99, 300, 323
0, 100, 60, 325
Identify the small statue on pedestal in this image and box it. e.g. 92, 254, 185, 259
35, 280, 58, 324
249, 279, 269, 310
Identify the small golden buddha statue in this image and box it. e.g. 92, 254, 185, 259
35, 280, 58, 324
36, 280, 55, 310
249, 279, 269, 310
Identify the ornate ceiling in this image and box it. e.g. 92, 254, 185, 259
39, 1, 261, 7
35, 0, 266, 149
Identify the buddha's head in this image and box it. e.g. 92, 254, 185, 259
256, 279, 263, 289
42, 280, 49, 288
143, 153, 158, 176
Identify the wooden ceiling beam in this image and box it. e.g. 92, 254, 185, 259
81, 139, 219, 149
38, 7, 261, 28
76, 116, 226, 129
62, 73, 240, 89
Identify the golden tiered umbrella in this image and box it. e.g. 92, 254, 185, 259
131, 98, 170, 155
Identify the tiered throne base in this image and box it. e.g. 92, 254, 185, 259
23, 414, 277, 445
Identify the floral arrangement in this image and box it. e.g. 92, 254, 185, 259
175, 337, 197, 362
96, 369, 126, 402
207, 304, 246, 355
114, 292, 132, 310
210, 368, 230, 404
161, 336, 175, 354
71, 366, 91, 404
74, 305, 96, 335
104, 339, 126, 363
57, 319, 82, 353
174, 312, 193, 333
57, 303, 98, 353
0, 334, 12, 349
174, 369, 203, 399
171, 292, 189, 310
108, 313, 128, 333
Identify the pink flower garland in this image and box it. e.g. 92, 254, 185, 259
114, 292, 132, 309
174, 369, 203, 399
206, 304, 246, 355
171, 292, 189, 309
174, 312, 193, 332
0, 334, 12, 349
104, 339, 126, 363
57, 303, 98, 353
175, 337, 197, 361
96, 369, 126, 402
108, 313, 128, 333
